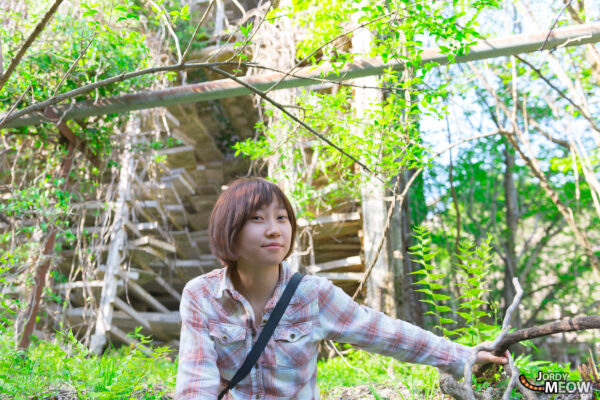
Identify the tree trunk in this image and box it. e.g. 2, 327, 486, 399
352, 5, 393, 314
502, 137, 521, 329
389, 169, 424, 325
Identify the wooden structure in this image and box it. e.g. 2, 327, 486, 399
12, 2, 600, 351
49, 45, 367, 351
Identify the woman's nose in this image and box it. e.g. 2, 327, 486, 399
265, 218, 280, 235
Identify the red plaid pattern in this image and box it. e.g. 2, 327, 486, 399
175, 261, 472, 399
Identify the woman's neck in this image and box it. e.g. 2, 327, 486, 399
233, 262, 281, 305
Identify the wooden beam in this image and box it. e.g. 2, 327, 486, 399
154, 275, 182, 302
113, 297, 152, 331
125, 280, 170, 313
297, 212, 361, 227
123, 219, 142, 238
185, 227, 210, 274
50, 305, 182, 342
308, 256, 362, 274
318, 272, 363, 282
89, 136, 134, 356
130, 236, 176, 254
133, 258, 183, 302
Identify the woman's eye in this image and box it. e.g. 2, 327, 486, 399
278, 215, 288, 220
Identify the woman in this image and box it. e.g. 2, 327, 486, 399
175, 176, 508, 399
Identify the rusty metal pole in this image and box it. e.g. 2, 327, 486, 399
2, 23, 600, 129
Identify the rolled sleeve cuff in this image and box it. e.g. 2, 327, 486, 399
442, 342, 473, 381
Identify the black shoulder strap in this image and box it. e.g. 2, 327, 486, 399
217, 272, 304, 400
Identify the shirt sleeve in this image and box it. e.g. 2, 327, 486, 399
317, 277, 472, 381
175, 286, 221, 399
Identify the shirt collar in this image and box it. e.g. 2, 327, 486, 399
214, 260, 292, 300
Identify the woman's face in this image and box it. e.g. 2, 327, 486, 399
234, 200, 292, 270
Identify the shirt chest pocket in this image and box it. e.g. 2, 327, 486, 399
273, 320, 315, 368
208, 322, 247, 377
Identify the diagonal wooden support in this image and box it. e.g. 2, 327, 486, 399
125, 279, 170, 313
90, 124, 134, 355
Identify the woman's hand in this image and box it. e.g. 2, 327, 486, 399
471, 342, 510, 378
474, 349, 509, 367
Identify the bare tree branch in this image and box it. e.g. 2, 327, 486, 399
516, 54, 600, 133
0, 61, 235, 128
205, 64, 380, 180
0, 85, 32, 127
540, 0, 572, 51
53, 33, 97, 98
496, 315, 600, 355
468, 61, 600, 273
180, 0, 216, 62
0, 0, 64, 92
145, 0, 181, 62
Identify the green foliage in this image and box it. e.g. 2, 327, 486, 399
409, 225, 502, 347
454, 235, 498, 346
408, 225, 456, 338
234, 0, 501, 219
317, 344, 440, 399
0, 327, 176, 399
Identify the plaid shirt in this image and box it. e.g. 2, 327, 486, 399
175, 261, 472, 399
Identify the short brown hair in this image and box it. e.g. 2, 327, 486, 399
208, 176, 297, 269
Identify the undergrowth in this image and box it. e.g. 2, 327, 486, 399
0, 225, 596, 399
0, 328, 176, 399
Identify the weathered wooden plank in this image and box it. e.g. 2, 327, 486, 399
154, 275, 182, 302
188, 211, 211, 231
162, 168, 195, 196
53, 280, 114, 290
164, 204, 187, 230
308, 256, 362, 274
187, 194, 218, 213
130, 236, 176, 254
129, 246, 168, 269
317, 272, 364, 282
175, 259, 216, 269
311, 221, 362, 238
132, 257, 183, 302
123, 219, 142, 238
314, 243, 361, 251
157, 145, 197, 170
50, 305, 182, 342
126, 280, 170, 313
129, 199, 158, 224
91, 142, 134, 356
113, 297, 152, 331
297, 212, 361, 227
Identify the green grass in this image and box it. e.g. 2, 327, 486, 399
0, 330, 177, 399
317, 344, 443, 399
0, 329, 592, 400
